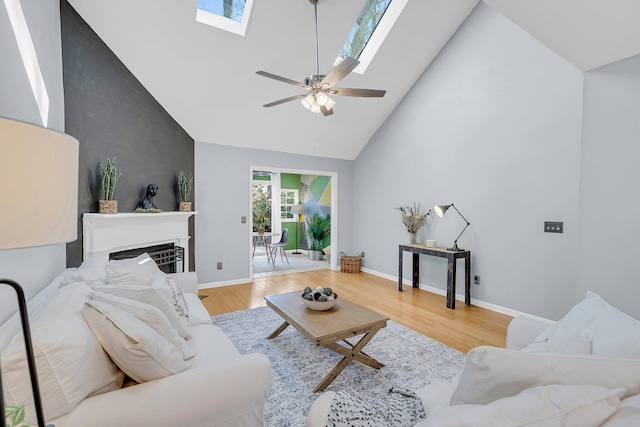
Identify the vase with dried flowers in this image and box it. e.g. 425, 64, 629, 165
396, 203, 432, 244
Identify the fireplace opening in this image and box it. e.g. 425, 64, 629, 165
109, 243, 185, 274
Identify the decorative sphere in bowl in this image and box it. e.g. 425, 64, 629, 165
301, 286, 338, 311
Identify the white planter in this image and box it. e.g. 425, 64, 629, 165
308, 250, 323, 260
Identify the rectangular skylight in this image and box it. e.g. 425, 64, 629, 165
335, 0, 409, 74
196, 0, 254, 36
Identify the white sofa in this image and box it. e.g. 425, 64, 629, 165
1, 260, 272, 427
307, 291, 640, 426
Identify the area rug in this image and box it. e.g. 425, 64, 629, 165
253, 251, 325, 275
211, 306, 465, 426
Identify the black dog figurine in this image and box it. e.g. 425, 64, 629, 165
137, 184, 158, 210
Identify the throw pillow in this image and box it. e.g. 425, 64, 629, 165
1, 283, 123, 425
183, 293, 213, 325
602, 394, 640, 427
427, 384, 624, 427
521, 334, 590, 354
105, 253, 160, 286
82, 301, 190, 383
450, 346, 640, 406
533, 291, 610, 345
91, 291, 196, 359
534, 291, 640, 358
93, 284, 192, 339
150, 271, 189, 323
59, 257, 107, 288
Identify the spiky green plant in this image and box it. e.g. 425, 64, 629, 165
100, 157, 122, 201
305, 213, 331, 251
4, 405, 30, 427
177, 171, 193, 203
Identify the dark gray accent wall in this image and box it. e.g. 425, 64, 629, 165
60, 0, 195, 269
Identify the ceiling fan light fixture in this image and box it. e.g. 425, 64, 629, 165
309, 103, 321, 114
316, 92, 329, 106
301, 94, 315, 110
324, 96, 336, 110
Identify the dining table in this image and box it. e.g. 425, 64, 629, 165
252, 231, 280, 264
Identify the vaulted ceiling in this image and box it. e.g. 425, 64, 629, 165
67, 0, 640, 160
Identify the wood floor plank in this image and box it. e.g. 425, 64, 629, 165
199, 269, 512, 354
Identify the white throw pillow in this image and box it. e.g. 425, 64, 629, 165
93, 284, 191, 339
59, 257, 107, 288
1, 283, 123, 425
591, 309, 640, 358
91, 292, 195, 359
534, 291, 610, 345
534, 291, 640, 358
105, 253, 160, 286
82, 301, 190, 383
150, 272, 190, 323
427, 384, 624, 427
183, 293, 213, 325
521, 334, 590, 354
450, 346, 640, 406
602, 394, 640, 427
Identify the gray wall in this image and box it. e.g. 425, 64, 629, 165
0, 0, 66, 322
353, 2, 584, 320
60, 0, 195, 268
194, 143, 353, 284
577, 54, 640, 318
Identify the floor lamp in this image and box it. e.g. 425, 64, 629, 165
0, 116, 79, 427
292, 204, 304, 254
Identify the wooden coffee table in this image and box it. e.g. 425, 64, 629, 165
264, 291, 389, 392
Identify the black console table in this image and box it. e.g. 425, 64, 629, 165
398, 244, 471, 309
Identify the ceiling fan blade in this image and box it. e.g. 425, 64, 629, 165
263, 94, 306, 108
330, 88, 386, 98
320, 57, 359, 88
320, 105, 334, 116
256, 71, 311, 90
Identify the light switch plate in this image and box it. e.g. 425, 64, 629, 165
544, 221, 563, 233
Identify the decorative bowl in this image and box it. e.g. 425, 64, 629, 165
301, 286, 338, 311
302, 295, 338, 311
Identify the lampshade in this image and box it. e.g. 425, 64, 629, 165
316, 92, 329, 106
292, 204, 304, 215
434, 204, 450, 217
0, 116, 79, 250
301, 94, 315, 110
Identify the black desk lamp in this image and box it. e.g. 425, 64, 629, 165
1, 117, 79, 427
434, 203, 470, 251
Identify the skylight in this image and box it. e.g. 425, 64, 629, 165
335, 0, 409, 74
196, 0, 255, 36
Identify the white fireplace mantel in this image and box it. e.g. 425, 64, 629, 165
83, 211, 196, 269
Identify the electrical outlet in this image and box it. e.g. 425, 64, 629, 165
474, 275, 480, 285
544, 221, 563, 233
241, 216, 246, 224
217, 262, 222, 270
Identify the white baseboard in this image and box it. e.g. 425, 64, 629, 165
360, 267, 553, 323
198, 277, 252, 289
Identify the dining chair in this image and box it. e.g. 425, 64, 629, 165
269, 228, 289, 265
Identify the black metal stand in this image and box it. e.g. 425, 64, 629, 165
1, 279, 47, 427
292, 221, 302, 254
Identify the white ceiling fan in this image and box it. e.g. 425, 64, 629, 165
256, 0, 386, 116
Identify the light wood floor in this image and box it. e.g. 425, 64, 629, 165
198, 269, 512, 354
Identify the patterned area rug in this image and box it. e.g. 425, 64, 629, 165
211, 306, 465, 426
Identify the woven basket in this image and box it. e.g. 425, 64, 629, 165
340, 251, 363, 274
179, 202, 192, 212
99, 200, 118, 214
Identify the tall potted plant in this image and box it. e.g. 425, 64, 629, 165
99, 157, 122, 214
177, 170, 193, 212
305, 213, 330, 260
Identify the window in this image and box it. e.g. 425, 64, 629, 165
196, 0, 255, 36
280, 190, 299, 222
334, 0, 409, 74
